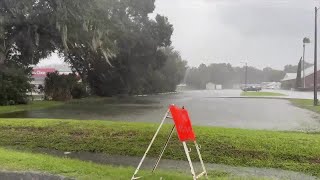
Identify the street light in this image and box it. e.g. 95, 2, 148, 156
314, 7, 319, 106
303, 37, 311, 88
240, 61, 248, 89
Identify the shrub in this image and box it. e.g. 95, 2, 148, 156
0, 66, 31, 105
44, 72, 86, 101
71, 83, 87, 99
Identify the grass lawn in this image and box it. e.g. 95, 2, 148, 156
0, 147, 193, 180
290, 99, 320, 114
0, 119, 320, 177
0, 147, 268, 180
0, 101, 63, 114
241, 92, 286, 97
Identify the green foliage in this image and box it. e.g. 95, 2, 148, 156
44, 72, 84, 101
76, 11, 177, 95
186, 64, 285, 89
152, 47, 187, 92
0, 66, 32, 105
290, 99, 320, 114
0, 0, 118, 66
1, 0, 183, 96
0, 101, 63, 114
284, 62, 313, 73
1, 119, 320, 176
71, 83, 87, 99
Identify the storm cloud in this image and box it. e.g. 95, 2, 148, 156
154, 0, 318, 69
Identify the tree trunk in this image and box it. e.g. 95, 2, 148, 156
0, 52, 5, 70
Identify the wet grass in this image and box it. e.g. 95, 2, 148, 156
0, 101, 63, 115
0, 147, 265, 180
0, 119, 320, 177
0, 97, 160, 119
290, 99, 320, 114
0, 147, 193, 180
241, 92, 286, 97
0, 97, 156, 115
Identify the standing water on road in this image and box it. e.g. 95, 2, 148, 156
2, 90, 320, 131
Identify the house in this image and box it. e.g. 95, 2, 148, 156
303, 65, 320, 89
281, 73, 296, 90
281, 64, 320, 90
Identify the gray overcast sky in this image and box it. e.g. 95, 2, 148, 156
154, 0, 318, 69
40, 0, 318, 70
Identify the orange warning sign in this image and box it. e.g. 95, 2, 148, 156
169, 105, 196, 142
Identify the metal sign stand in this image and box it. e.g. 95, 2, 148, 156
131, 109, 208, 180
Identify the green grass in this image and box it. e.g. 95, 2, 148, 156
0, 147, 266, 180
0, 119, 320, 177
290, 99, 320, 114
0, 147, 192, 180
241, 92, 286, 97
0, 101, 63, 114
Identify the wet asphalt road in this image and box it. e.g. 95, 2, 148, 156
2, 90, 320, 131
130, 90, 320, 131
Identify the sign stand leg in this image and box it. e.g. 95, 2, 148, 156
152, 125, 175, 172
132, 105, 208, 180
131, 110, 170, 180
194, 141, 208, 179
182, 142, 196, 180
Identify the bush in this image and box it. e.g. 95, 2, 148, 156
0, 66, 31, 105
44, 72, 86, 101
71, 83, 87, 99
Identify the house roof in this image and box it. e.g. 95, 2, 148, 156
304, 64, 320, 77
281, 73, 297, 82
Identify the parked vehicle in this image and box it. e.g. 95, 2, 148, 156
241, 84, 262, 92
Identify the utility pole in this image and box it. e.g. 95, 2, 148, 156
303, 43, 306, 88
240, 61, 249, 90
314, 7, 318, 106
245, 63, 248, 88
303, 37, 311, 88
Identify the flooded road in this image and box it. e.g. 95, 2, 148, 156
1, 90, 320, 131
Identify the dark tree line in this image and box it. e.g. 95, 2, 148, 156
0, 0, 187, 103
185, 63, 286, 89
284, 61, 313, 73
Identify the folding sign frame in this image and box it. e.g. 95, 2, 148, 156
131, 105, 208, 180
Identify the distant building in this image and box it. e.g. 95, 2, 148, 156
31, 64, 73, 87
261, 82, 281, 89
303, 65, 320, 89
206, 83, 222, 90
32, 68, 56, 87
281, 65, 320, 90
176, 84, 187, 91
281, 73, 296, 90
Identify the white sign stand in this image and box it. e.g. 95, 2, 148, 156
131, 108, 208, 180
